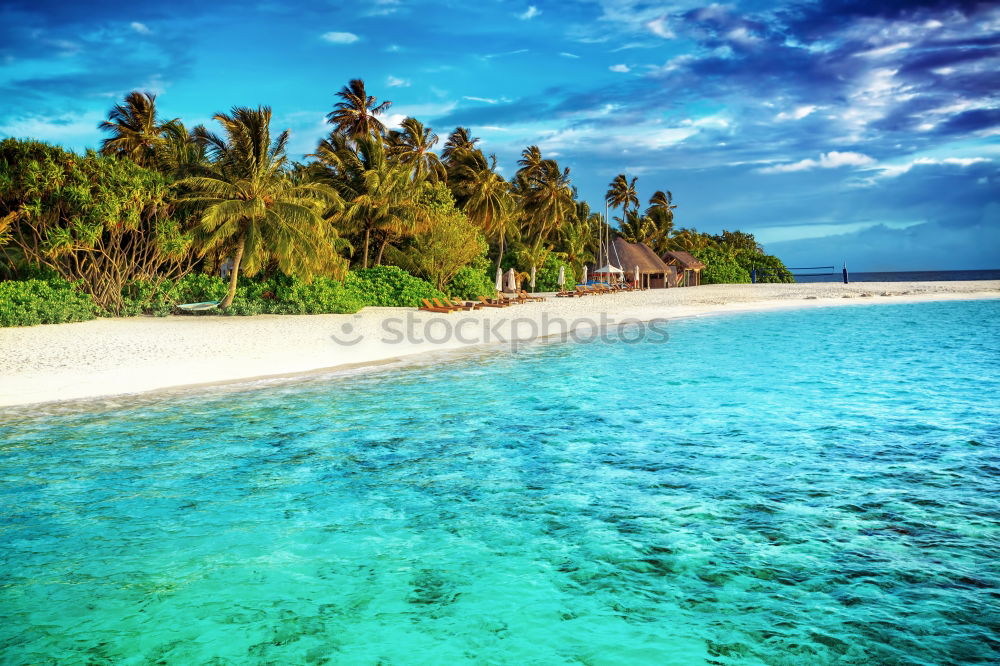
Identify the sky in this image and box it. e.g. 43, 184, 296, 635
1, 0, 998, 271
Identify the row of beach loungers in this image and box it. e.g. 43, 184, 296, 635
555, 283, 641, 298
419, 291, 545, 313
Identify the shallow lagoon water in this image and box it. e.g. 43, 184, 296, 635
2, 300, 999, 665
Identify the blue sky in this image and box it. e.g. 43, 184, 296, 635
1, 0, 998, 271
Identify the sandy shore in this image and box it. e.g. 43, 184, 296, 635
2, 280, 997, 409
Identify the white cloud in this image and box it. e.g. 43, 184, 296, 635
481, 48, 529, 59
758, 151, 876, 174
518, 6, 540, 20
646, 17, 674, 39
130, 22, 151, 35
874, 156, 991, 179
559, 52, 580, 58
854, 42, 911, 58
609, 64, 630, 73
726, 27, 760, 46
650, 54, 693, 74
383, 113, 408, 130
775, 105, 818, 121
0, 112, 104, 142
537, 123, 696, 153
463, 96, 498, 104
321, 32, 360, 44
386, 75, 410, 87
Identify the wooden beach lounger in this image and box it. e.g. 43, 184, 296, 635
518, 290, 545, 302
434, 297, 470, 311
478, 296, 509, 308
443, 297, 482, 310
420, 298, 453, 313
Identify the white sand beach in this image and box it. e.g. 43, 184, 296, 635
2, 280, 998, 408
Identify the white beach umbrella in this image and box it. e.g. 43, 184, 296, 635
530, 265, 536, 289
558, 265, 565, 287
582, 265, 588, 284
635, 264, 640, 286
505, 268, 517, 292
495, 266, 503, 292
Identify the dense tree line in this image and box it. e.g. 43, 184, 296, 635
0, 79, 791, 323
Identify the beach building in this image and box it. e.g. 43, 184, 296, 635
587, 239, 677, 288
612, 238, 677, 289
661, 251, 706, 287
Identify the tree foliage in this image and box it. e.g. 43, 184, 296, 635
0, 138, 194, 313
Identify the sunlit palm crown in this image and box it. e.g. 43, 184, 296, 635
326, 79, 392, 139
99, 91, 177, 167
176, 106, 342, 302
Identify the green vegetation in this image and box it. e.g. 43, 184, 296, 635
0, 277, 98, 327
0, 79, 791, 327
344, 266, 445, 308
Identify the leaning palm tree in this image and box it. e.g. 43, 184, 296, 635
177, 106, 342, 308
327, 79, 392, 138
98, 91, 177, 167
387, 117, 446, 183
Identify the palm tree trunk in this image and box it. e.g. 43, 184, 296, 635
220, 232, 245, 309
494, 234, 505, 273
375, 234, 390, 266
362, 227, 370, 269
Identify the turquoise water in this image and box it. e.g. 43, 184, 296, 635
2, 300, 999, 665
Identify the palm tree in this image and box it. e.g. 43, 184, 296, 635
453, 150, 516, 271
645, 190, 677, 254
158, 120, 208, 176
327, 79, 392, 138
441, 127, 479, 163
515, 145, 543, 183
387, 117, 446, 183
522, 159, 575, 244
618, 210, 654, 245
98, 91, 177, 167
332, 136, 424, 268
668, 227, 712, 253
177, 106, 342, 308
606, 173, 639, 217
559, 217, 595, 282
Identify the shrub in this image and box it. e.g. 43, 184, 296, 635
345, 266, 446, 307
735, 253, 795, 283
174, 272, 364, 316
692, 247, 751, 284
447, 249, 495, 300
533, 255, 575, 292
0, 278, 97, 327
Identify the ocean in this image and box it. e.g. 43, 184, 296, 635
1, 299, 998, 664
793, 268, 1000, 283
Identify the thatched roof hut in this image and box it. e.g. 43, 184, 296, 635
661, 251, 705, 286
586, 239, 677, 288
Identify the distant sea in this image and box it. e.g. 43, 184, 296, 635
794, 268, 1000, 283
